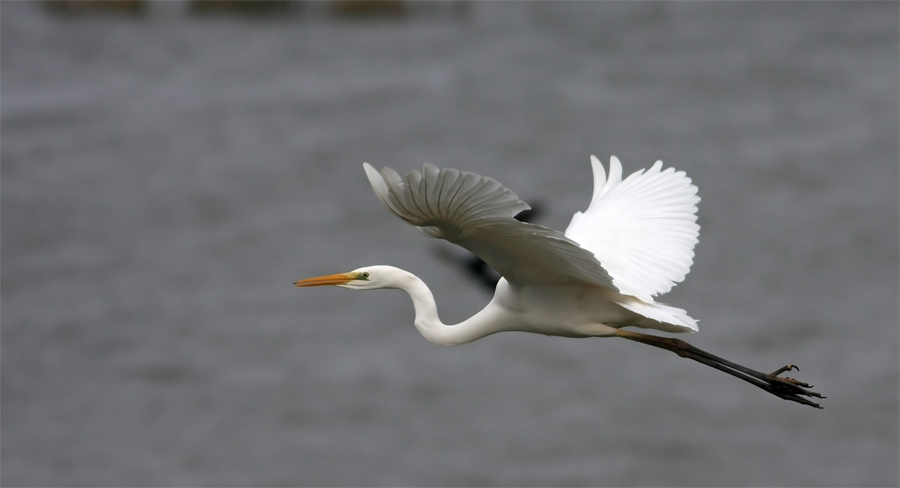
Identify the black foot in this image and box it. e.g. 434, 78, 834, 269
764, 364, 825, 409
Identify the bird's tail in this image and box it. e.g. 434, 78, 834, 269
614, 297, 698, 333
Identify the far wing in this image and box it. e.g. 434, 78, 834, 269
565, 156, 700, 301
364, 162, 617, 289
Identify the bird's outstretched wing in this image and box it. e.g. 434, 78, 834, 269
565, 156, 700, 301
364, 163, 617, 289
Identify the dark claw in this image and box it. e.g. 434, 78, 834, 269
770, 364, 799, 376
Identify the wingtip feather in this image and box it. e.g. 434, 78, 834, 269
589, 155, 607, 203
363, 162, 390, 201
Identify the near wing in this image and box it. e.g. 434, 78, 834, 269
363, 162, 617, 290
565, 155, 700, 302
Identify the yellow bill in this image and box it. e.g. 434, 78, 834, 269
294, 272, 355, 287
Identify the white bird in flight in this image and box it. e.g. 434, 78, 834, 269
296, 155, 823, 408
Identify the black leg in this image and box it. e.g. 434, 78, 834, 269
613, 329, 824, 409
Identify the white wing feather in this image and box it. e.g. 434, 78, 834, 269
364, 162, 618, 289
565, 155, 700, 302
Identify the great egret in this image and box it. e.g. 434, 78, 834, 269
296, 156, 823, 408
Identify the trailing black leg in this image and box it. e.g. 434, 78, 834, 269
613, 329, 824, 409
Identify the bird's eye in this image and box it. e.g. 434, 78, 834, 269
359, 272, 370, 280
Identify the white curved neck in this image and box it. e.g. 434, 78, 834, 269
393, 270, 508, 346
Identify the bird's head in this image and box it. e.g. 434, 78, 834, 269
294, 265, 408, 291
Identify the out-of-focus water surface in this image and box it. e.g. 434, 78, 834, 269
2, 2, 897, 486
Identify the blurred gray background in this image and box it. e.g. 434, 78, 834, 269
2, 1, 898, 486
